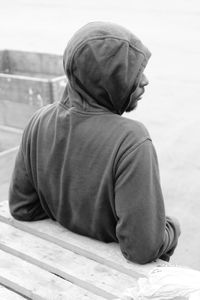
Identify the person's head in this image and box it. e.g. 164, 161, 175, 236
62, 22, 151, 114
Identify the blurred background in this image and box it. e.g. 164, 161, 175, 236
0, 0, 200, 270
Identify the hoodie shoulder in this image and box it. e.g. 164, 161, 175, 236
114, 114, 151, 142
125, 117, 149, 135
103, 113, 152, 160
21, 104, 56, 150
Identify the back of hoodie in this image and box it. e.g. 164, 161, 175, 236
9, 22, 180, 264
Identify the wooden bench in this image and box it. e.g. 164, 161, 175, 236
0, 200, 165, 299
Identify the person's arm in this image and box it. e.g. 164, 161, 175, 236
9, 145, 48, 221
115, 139, 181, 264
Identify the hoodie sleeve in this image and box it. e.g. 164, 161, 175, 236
115, 139, 181, 264
9, 145, 48, 221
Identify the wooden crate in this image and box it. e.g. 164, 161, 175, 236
0, 50, 66, 128
0, 126, 22, 184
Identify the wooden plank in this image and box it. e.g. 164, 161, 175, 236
0, 249, 105, 300
6, 50, 64, 76
0, 222, 137, 299
0, 147, 18, 184
0, 76, 51, 104
0, 126, 22, 184
50, 77, 66, 102
0, 50, 4, 70
0, 201, 161, 278
0, 285, 26, 300
0, 126, 22, 150
0, 100, 39, 129
0, 182, 9, 203
0, 50, 9, 73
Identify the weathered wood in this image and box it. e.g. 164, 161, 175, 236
0, 50, 66, 104
0, 50, 9, 74
0, 100, 39, 128
0, 201, 161, 279
0, 125, 22, 151
0, 126, 22, 184
0, 285, 25, 300
0, 50, 64, 76
0, 74, 52, 104
0, 250, 105, 300
0, 222, 137, 299
0, 147, 18, 184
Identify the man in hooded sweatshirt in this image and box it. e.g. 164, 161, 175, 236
9, 22, 181, 264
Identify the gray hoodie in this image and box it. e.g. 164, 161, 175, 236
9, 22, 180, 264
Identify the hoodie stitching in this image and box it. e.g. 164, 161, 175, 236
71, 109, 113, 116
67, 35, 148, 82
114, 137, 152, 177
69, 35, 148, 60
59, 102, 113, 115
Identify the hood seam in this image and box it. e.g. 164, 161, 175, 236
67, 35, 148, 80
59, 102, 113, 115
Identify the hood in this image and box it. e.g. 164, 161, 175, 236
62, 22, 151, 115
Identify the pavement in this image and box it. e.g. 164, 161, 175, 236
0, 0, 200, 270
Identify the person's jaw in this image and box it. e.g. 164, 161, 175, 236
125, 88, 145, 113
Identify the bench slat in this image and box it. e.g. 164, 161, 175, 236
0, 285, 25, 300
0, 249, 105, 300
0, 222, 136, 299
0, 201, 160, 278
